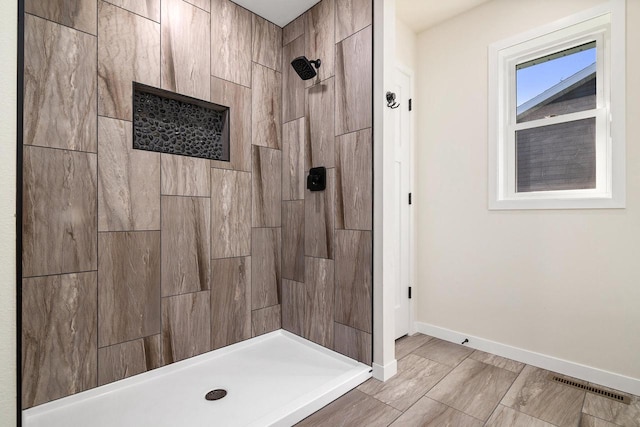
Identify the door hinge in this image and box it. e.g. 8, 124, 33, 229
408, 287, 412, 299
408, 98, 412, 111
408, 193, 412, 205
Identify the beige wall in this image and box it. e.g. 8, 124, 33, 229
396, 18, 416, 70
415, 0, 640, 381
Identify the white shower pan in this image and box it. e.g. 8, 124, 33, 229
23, 330, 372, 427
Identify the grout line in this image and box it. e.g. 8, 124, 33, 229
24, 12, 98, 38
22, 270, 98, 280
22, 144, 97, 156
101, 1, 160, 24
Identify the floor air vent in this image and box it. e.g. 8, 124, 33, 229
549, 375, 630, 404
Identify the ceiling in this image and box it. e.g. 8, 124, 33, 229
232, 0, 321, 27
396, 0, 491, 33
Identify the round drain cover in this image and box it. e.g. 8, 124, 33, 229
205, 389, 227, 401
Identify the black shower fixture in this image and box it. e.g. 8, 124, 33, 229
291, 56, 322, 80
307, 167, 326, 192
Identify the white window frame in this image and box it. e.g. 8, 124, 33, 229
488, 0, 625, 210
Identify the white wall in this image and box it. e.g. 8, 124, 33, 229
395, 18, 416, 70
415, 0, 640, 384
0, 0, 17, 424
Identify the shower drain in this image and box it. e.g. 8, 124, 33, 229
205, 389, 227, 401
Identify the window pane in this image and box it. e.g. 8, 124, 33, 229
516, 118, 596, 192
516, 43, 596, 123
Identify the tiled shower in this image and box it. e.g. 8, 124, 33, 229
21, 0, 373, 411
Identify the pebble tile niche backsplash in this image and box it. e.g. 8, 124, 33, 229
133, 83, 230, 161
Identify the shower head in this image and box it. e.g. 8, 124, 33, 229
291, 56, 322, 80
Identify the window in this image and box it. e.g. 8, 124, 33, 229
488, 1, 625, 209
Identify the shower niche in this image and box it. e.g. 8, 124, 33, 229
133, 82, 230, 161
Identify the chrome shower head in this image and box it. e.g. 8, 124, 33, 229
290, 56, 322, 80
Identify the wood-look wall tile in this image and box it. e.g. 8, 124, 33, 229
98, 117, 160, 232
252, 146, 282, 227
252, 305, 281, 337
161, 0, 210, 100
283, 118, 305, 201
161, 197, 211, 297
251, 228, 281, 310
335, 129, 372, 230
335, 25, 372, 135
97, 335, 162, 386
283, 15, 304, 46
334, 322, 371, 365
305, 78, 335, 169
252, 63, 282, 149
304, 0, 335, 86
24, 15, 97, 153
335, 0, 372, 42
304, 257, 334, 347
104, 0, 160, 22
185, 0, 211, 12
162, 291, 211, 363
161, 154, 210, 197
282, 201, 305, 282
211, 76, 252, 172
305, 168, 335, 259
282, 279, 305, 336
211, 257, 251, 349
283, 35, 306, 123
98, 1, 160, 120
22, 272, 97, 409
334, 230, 372, 333
210, 169, 251, 258
25, 0, 96, 34
210, 0, 252, 87
23, 146, 97, 277
252, 15, 282, 72
98, 232, 161, 347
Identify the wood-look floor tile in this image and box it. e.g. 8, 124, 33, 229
26, 0, 96, 34
211, 76, 252, 172
304, 0, 334, 86
412, 338, 474, 367
252, 305, 282, 337
24, 15, 97, 153
283, 118, 306, 201
335, 0, 372, 42
305, 78, 335, 170
185, 0, 210, 12
583, 383, 640, 427
103, 0, 160, 22
305, 168, 335, 259
427, 358, 517, 421
98, 232, 161, 348
304, 257, 334, 347
98, 117, 160, 232
486, 405, 556, 427
282, 201, 305, 282
251, 228, 281, 310
395, 333, 432, 360
210, 169, 251, 258
23, 146, 97, 277
501, 365, 585, 427
22, 272, 97, 409
252, 15, 282, 72
335, 25, 372, 135
210, 0, 252, 87
469, 349, 524, 374
334, 230, 371, 333
161, 197, 211, 297
580, 414, 622, 427
252, 146, 282, 227
252, 63, 282, 149
283, 35, 305, 123
283, 15, 304, 46
282, 279, 305, 336
358, 354, 450, 411
162, 291, 211, 364
211, 257, 251, 349
389, 396, 483, 427
161, 0, 210, 100
161, 155, 210, 197
296, 389, 401, 427
97, 335, 162, 386
335, 129, 372, 230
98, 1, 160, 120
334, 323, 371, 365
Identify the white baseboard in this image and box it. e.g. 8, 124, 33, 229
372, 359, 397, 381
414, 322, 640, 396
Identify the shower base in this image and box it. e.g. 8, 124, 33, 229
23, 331, 372, 427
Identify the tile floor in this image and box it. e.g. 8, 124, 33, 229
296, 334, 640, 427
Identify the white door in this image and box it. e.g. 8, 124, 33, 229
392, 66, 413, 339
